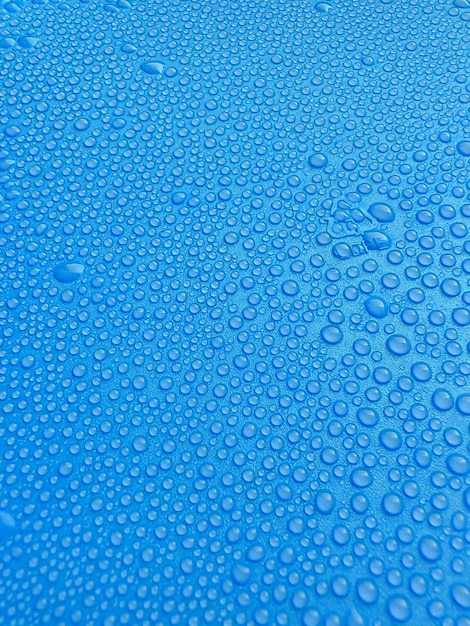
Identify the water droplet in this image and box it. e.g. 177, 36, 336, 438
368, 202, 395, 223
364, 296, 388, 319
356, 579, 378, 604
382, 492, 403, 516
380, 429, 401, 451
140, 61, 164, 74
321, 325, 343, 344
315, 489, 335, 514
419, 536, 441, 561
0, 512, 15, 542
432, 388, 454, 411
17, 36, 39, 49
232, 563, 251, 585
308, 153, 328, 168
456, 393, 470, 415
357, 408, 379, 427
457, 141, 470, 156
282, 279, 299, 296
314, 1, 332, 11
386, 335, 411, 356
387, 596, 411, 622
53, 262, 84, 283
410, 362, 431, 382
451, 584, 470, 608
446, 454, 470, 476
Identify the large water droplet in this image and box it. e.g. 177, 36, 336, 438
140, 61, 164, 75
53, 262, 85, 283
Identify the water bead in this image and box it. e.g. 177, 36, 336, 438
17, 35, 39, 49
386, 335, 411, 356
315, 490, 335, 515
357, 408, 379, 427
0, 512, 15, 542
351, 494, 369, 515
410, 362, 432, 382
380, 429, 402, 451
314, 1, 332, 11
432, 389, 454, 411
387, 596, 411, 622
452, 308, 470, 327
456, 141, 470, 156
451, 584, 470, 609
321, 325, 343, 344
171, 191, 187, 205
232, 564, 251, 585
401, 308, 418, 325
368, 202, 395, 223
53, 262, 85, 283
456, 394, 470, 415
282, 279, 299, 296
441, 278, 461, 297
364, 296, 388, 319
74, 118, 89, 131
363, 230, 391, 251
429, 310, 446, 326
446, 454, 470, 476
356, 579, 378, 604
419, 536, 441, 561
308, 153, 328, 168
382, 493, 404, 516
140, 60, 164, 74
350, 468, 372, 488
121, 42, 138, 53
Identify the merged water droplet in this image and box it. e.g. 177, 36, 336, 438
140, 60, 164, 74
53, 262, 84, 283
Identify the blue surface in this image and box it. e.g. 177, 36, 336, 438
1, 0, 470, 624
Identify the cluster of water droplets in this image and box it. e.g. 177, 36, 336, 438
1, 0, 470, 624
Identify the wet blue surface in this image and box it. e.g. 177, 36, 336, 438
1, 0, 470, 624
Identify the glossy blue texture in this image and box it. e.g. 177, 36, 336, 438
1, 0, 470, 625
